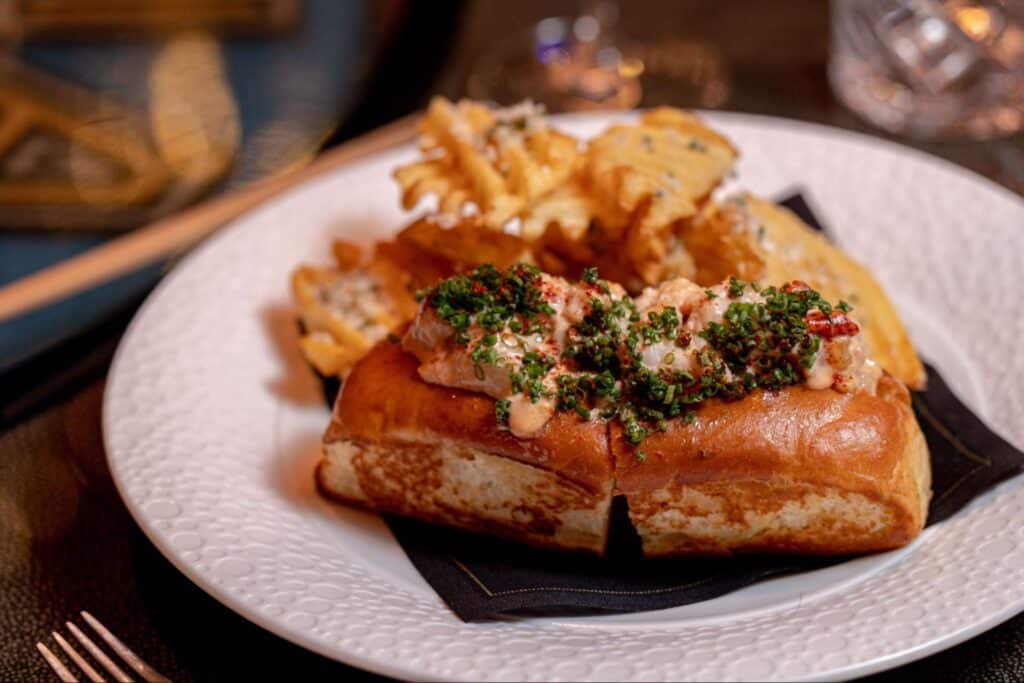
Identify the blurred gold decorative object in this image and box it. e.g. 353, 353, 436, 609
0, 57, 172, 220
0, 0, 300, 42
149, 31, 241, 184
0, 53, 238, 229
0, 111, 419, 323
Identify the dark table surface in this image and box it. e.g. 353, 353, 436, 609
3, 1, 1023, 681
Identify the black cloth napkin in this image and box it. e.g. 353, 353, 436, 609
330, 193, 1024, 622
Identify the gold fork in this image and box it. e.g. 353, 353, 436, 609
35, 611, 169, 682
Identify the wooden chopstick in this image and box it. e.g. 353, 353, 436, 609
0, 112, 420, 323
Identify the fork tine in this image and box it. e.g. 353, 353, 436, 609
53, 632, 105, 683
36, 642, 78, 683
66, 622, 132, 683
80, 612, 170, 683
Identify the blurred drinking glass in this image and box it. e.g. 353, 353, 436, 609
830, 0, 1024, 140
466, 1, 730, 113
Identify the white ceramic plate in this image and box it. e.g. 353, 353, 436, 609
104, 112, 1024, 681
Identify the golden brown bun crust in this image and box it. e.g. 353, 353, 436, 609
324, 342, 929, 557
613, 375, 930, 556
325, 339, 613, 494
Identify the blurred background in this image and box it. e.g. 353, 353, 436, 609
1, 1, 1022, 680
3, 0, 1023, 407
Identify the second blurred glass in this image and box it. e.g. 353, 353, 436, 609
830, 0, 1024, 140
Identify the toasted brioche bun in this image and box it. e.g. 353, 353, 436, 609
613, 375, 930, 556
320, 340, 614, 554
319, 343, 929, 557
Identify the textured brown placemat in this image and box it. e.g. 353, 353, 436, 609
0, 381, 385, 682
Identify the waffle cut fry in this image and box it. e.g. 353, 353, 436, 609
393, 97, 581, 233
292, 244, 408, 377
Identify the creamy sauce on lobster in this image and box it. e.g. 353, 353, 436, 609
403, 264, 881, 446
